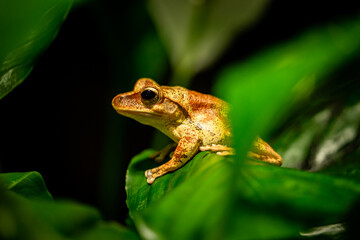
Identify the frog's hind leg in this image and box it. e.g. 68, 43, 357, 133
199, 144, 235, 156
248, 137, 282, 166
149, 143, 177, 163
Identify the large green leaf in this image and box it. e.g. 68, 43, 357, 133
126, 150, 360, 239
126, 150, 230, 216
0, 0, 72, 100
1, 171, 53, 200
126, 151, 234, 239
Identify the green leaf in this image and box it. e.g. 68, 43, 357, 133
147, 0, 269, 85
319, 149, 360, 182
77, 222, 140, 240
277, 109, 331, 169
0, 171, 101, 238
1, 171, 53, 200
0, 191, 102, 239
0, 0, 72, 100
31, 199, 141, 240
31, 200, 102, 237
276, 100, 360, 171
126, 151, 233, 239
126, 150, 360, 239
0, 192, 64, 240
0, 172, 138, 240
235, 164, 360, 223
215, 15, 360, 168
126, 150, 230, 215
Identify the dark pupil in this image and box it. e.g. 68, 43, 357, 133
141, 90, 156, 100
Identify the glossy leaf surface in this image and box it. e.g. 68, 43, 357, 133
126, 150, 360, 239
0, 0, 72, 99
1, 171, 53, 200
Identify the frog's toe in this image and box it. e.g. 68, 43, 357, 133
145, 169, 152, 178
145, 170, 156, 184
216, 150, 234, 156
147, 176, 155, 184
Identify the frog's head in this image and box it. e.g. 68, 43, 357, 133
112, 78, 185, 127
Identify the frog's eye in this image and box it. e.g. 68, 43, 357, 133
141, 87, 160, 104
141, 89, 156, 100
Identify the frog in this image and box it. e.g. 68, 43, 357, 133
112, 78, 282, 184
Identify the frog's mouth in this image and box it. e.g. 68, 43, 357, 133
114, 109, 162, 118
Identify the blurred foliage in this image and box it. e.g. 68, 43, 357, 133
0, 172, 139, 240
278, 99, 360, 171
1, 0, 360, 239
147, 0, 270, 85
0, 0, 72, 100
216, 16, 360, 167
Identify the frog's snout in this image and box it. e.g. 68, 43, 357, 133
112, 95, 121, 109
112, 91, 139, 112
112, 93, 129, 108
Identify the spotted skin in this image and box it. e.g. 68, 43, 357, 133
112, 78, 282, 184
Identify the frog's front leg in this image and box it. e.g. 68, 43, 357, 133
145, 135, 201, 184
149, 143, 177, 163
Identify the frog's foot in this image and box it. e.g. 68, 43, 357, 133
145, 169, 157, 184
144, 166, 166, 184
149, 143, 177, 163
145, 149, 192, 185
146, 135, 201, 184
199, 144, 235, 156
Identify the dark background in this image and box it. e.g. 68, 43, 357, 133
1, 0, 360, 222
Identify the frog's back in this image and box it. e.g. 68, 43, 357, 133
162, 86, 231, 145
187, 89, 228, 122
